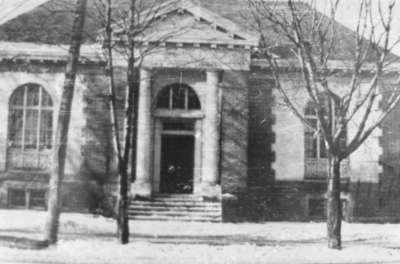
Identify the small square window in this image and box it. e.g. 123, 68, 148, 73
8, 189, 26, 207
30, 190, 46, 209
308, 198, 325, 218
308, 197, 348, 220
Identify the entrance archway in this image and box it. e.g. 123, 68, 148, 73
153, 83, 202, 194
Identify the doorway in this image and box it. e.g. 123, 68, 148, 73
160, 135, 195, 194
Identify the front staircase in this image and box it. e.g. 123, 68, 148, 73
129, 194, 222, 222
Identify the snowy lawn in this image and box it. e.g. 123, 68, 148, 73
1, 210, 400, 263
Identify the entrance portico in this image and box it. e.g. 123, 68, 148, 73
131, 68, 223, 200
128, 0, 257, 200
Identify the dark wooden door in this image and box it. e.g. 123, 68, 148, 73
160, 135, 194, 194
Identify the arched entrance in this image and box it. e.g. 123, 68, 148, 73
153, 83, 202, 194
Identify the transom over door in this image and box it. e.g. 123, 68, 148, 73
7, 83, 53, 170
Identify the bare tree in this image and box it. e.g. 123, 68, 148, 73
95, 0, 180, 244
248, 0, 400, 249
44, 0, 87, 245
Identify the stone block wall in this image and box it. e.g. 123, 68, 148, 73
220, 71, 249, 194
247, 72, 275, 186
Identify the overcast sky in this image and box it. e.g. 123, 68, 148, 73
310, 0, 400, 55
0, 0, 400, 54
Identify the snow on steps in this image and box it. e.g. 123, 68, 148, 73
129, 194, 222, 222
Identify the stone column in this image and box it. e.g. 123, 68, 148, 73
131, 68, 152, 198
201, 70, 222, 200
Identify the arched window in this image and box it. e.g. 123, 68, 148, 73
8, 83, 53, 169
156, 83, 201, 110
304, 101, 327, 159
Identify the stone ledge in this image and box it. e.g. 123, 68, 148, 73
131, 181, 152, 200
201, 183, 221, 201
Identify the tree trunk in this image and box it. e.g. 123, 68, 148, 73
44, 0, 87, 244
102, 0, 131, 244
117, 162, 130, 243
115, 48, 135, 245
326, 155, 342, 249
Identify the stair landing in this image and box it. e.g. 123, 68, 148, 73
129, 194, 222, 222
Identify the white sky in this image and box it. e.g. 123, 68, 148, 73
310, 0, 400, 55
0, 0, 49, 25
0, 0, 400, 54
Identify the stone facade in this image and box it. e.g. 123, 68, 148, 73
1, 0, 400, 222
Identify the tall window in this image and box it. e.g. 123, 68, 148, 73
157, 83, 201, 110
8, 84, 53, 169
304, 102, 328, 159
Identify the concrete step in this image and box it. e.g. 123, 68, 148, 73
129, 205, 221, 212
153, 194, 202, 198
150, 197, 205, 202
129, 194, 222, 222
129, 210, 221, 217
130, 201, 220, 207
150, 194, 208, 202
129, 214, 222, 222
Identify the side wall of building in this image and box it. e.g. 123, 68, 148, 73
238, 69, 400, 222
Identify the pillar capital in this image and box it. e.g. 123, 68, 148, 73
140, 67, 152, 77
206, 69, 223, 85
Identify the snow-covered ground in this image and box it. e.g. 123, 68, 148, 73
1, 210, 400, 263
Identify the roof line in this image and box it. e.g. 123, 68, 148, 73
112, 0, 259, 47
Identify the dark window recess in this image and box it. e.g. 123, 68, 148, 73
163, 121, 195, 131
156, 83, 201, 110
172, 86, 186, 109
308, 198, 325, 218
157, 88, 170, 108
8, 189, 26, 207
30, 190, 46, 208
341, 199, 348, 220
9, 84, 54, 149
308, 198, 348, 220
8, 189, 46, 209
187, 90, 201, 109
8, 83, 54, 170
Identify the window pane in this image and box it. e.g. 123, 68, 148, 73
309, 198, 325, 218
305, 102, 316, 116
30, 190, 46, 208
9, 109, 23, 147
9, 189, 26, 207
42, 90, 53, 107
312, 137, 319, 158
157, 87, 170, 109
320, 137, 328, 158
188, 89, 201, 109
304, 131, 315, 158
157, 84, 200, 110
10, 87, 25, 106
40, 110, 53, 149
25, 110, 38, 148
172, 86, 185, 109
26, 84, 40, 106
309, 119, 318, 130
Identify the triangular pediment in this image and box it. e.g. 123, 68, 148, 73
115, 0, 259, 49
